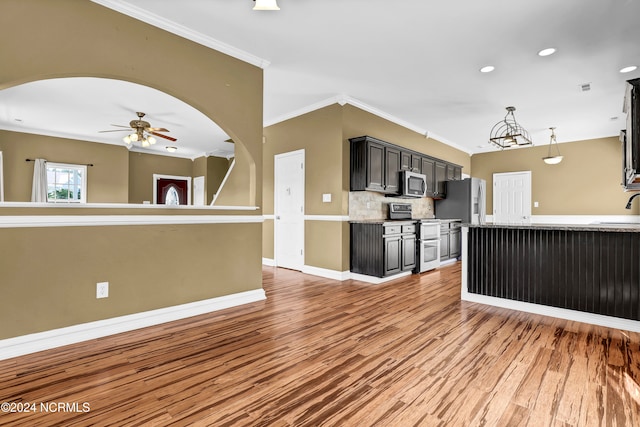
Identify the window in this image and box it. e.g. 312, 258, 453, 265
46, 163, 87, 203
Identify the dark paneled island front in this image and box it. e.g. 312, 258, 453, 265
462, 223, 640, 331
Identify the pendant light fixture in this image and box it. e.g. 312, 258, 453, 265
542, 127, 563, 164
253, 0, 280, 10
489, 106, 533, 149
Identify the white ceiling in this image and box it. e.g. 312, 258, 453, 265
2, 0, 640, 157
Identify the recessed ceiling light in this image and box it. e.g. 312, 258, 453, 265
620, 65, 638, 73
538, 48, 556, 57
480, 65, 495, 73
165, 146, 177, 153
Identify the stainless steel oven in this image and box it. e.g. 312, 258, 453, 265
415, 220, 440, 273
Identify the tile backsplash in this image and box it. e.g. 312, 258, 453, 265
349, 191, 434, 220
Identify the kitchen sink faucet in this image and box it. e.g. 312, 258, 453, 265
625, 192, 640, 209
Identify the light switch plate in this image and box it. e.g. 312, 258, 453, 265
322, 193, 332, 203
534, 201, 539, 208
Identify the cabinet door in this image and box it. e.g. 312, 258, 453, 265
385, 147, 401, 194
440, 231, 450, 261
411, 155, 422, 173
453, 166, 462, 181
401, 234, 417, 271
384, 235, 402, 276
366, 141, 385, 192
421, 157, 435, 197
434, 162, 447, 198
449, 230, 461, 259
401, 151, 412, 171
446, 164, 455, 181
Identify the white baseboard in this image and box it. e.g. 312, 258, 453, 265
0, 289, 266, 361
350, 271, 412, 285
461, 291, 640, 333
262, 257, 276, 266
302, 265, 351, 281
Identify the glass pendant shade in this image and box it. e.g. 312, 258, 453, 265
253, 0, 280, 10
542, 127, 563, 165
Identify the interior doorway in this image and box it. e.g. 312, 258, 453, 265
493, 171, 532, 224
274, 149, 305, 271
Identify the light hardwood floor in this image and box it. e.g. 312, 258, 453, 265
1, 263, 639, 426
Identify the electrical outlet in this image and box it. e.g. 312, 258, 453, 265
96, 282, 109, 299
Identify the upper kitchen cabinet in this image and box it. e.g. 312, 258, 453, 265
350, 135, 463, 198
351, 136, 400, 194
623, 78, 640, 190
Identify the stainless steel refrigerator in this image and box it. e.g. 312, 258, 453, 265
435, 178, 486, 224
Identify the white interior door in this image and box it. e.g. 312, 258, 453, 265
193, 176, 205, 206
493, 171, 532, 224
275, 150, 305, 270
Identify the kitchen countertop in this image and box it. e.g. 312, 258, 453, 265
465, 222, 640, 232
349, 219, 417, 225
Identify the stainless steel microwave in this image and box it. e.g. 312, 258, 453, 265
400, 170, 427, 197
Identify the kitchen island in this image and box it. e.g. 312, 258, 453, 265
461, 222, 640, 332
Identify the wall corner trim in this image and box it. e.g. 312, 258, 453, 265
0, 289, 266, 361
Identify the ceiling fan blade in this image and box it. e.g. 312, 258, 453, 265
109, 124, 132, 128
147, 127, 169, 132
99, 129, 132, 133
149, 131, 177, 142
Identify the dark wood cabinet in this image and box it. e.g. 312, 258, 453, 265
440, 220, 461, 261
446, 164, 462, 181
411, 155, 422, 173
351, 136, 403, 194
385, 146, 401, 194
350, 135, 463, 199
351, 222, 416, 277
623, 78, 640, 190
383, 234, 402, 276
365, 140, 386, 192
401, 151, 412, 171
433, 161, 447, 198
449, 228, 461, 259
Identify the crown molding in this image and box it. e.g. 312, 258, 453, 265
90, 0, 270, 69
265, 95, 474, 155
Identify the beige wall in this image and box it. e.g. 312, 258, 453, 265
262, 104, 345, 268
128, 152, 194, 204
471, 136, 637, 215
0, 0, 264, 340
262, 103, 471, 272
0, 222, 262, 339
0, 0, 262, 207
207, 156, 232, 204
0, 130, 129, 203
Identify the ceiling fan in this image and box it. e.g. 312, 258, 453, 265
99, 111, 177, 148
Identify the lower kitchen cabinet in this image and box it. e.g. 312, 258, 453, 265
440, 220, 462, 261
351, 221, 416, 277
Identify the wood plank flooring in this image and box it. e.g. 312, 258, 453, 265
1, 263, 639, 426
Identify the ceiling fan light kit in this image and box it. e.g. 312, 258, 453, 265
489, 106, 533, 149
542, 127, 563, 164
100, 111, 176, 150
253, 0, 280, 11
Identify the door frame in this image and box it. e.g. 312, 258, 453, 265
274, 149, 305, 270
492, 171, 532, 224
153, 174, 192, 205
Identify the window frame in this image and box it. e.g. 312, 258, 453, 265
46, 162, 88, 204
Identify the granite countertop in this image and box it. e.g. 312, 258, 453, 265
349, 219, 417, 225
465, 222, 640, 232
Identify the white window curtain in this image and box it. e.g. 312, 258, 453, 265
31, 158, 48, 202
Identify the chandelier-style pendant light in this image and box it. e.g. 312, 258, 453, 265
542, 127, 563, 164
253, 0, 280, 10
489, 106, 533, 149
